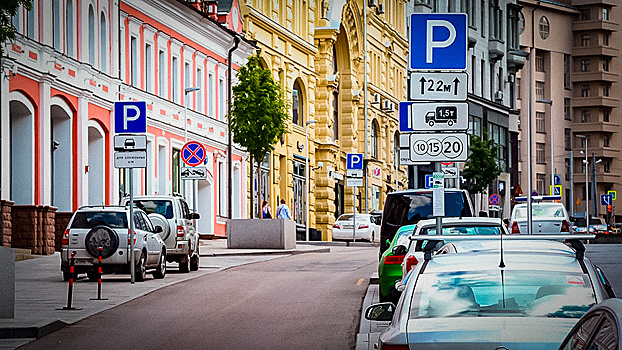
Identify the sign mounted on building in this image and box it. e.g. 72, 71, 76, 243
114, 101, 147, 133
408, 72, 468, 101
409, 13, 467, 71
399, 102, 468, 132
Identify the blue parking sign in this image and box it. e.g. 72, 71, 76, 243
425, 174, 434, 188
346, 153, 364, 170
409, 13, 467, 71
114, 101, 147, 133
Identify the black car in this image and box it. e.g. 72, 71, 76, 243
378, 189, 475, 258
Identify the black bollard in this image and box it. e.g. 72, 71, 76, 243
90, 246, 108, 300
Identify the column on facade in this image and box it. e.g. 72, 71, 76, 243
40, 74, 53, 206
0, 61, 11, 199
78, 92, 90, 207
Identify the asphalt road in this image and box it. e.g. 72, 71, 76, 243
585, 243, 622, 296
20, 245, 377, 350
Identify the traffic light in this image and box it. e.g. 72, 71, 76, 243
608, 205, 613, 213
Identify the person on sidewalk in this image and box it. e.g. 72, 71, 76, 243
275, 199, 291, 220
262, 200, 272, 219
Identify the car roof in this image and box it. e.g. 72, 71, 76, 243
77, 205, 132, 212
416, 217, 503, 228
389, 188, 466, 196
444, 239, 577, 256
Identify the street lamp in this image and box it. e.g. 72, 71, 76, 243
509, 49, 532, 234
537, 99, 554, 194
305, 120, 317, 241
184, 86, 200, 226
576, 134, 588, 232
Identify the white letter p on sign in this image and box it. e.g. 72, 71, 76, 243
123, 104, 141, 130
426, 20, 456, 63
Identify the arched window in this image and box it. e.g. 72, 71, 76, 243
292, 79, 304, 126
100, 13, 107, 73
371, 120, 379, 159
66, 0, 74, 57
88, 5, 95, 66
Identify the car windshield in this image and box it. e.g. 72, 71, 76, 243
131, 200, 174, 219
414, 225, 501, 251
514, 204, 567, 219
409, 270, 595, 319
338, 214, 368, 222
71, 212, 128, 229
384, 192, 470, 226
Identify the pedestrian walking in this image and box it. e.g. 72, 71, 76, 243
262, 200, 272, 219
275, 199, 292, 220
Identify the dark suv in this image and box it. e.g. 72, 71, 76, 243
378, 189, 475, 258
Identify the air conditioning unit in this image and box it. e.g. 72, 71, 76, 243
494, 90, 504, 101
372, 93, 381, 104
376, 3, 385, 15
368, 0, 378, 7
383, 99, 392, 110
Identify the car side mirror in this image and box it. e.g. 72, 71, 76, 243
392, 245, 407, 256
503, 218, 509, 226
365, 302, 395, 321
188, 212, 200, 220
154, 226, 163, 233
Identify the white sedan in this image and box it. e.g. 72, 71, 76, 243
332, 214, 380, 242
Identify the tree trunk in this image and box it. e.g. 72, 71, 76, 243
250, 156, 254, 219
257, 160, 262, 219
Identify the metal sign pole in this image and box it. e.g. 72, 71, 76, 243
129, 168, 135, 284
435, 163, 442, 238
353, 186, 357, 244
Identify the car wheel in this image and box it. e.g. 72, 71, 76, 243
190, 244, 199, 271
371, 231, 375, 243
87, 271, 99, 281
179, 254, 190, 273
135, 252, 147, 282
153, 251, 166, 279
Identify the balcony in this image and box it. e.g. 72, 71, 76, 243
572, 173, 619, 186
488, 39, 505, 60
507, 51, 525, 69
572, 71, 618, 83
571, 0, 618, 6
572, 122, 621, 134
571, 96, 619, 108
572, 20, 618, 32
573, 45, 619, 57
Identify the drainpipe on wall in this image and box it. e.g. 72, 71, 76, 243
227, 35, 240, 220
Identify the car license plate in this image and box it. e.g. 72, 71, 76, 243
342, 225, 353, 229
74, 259, 96, 266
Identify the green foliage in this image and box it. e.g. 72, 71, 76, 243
0, 0, 32, 57
230, 54, 288, 164
462, 132, 502, 194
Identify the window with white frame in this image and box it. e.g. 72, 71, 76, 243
88, 5, 95, 66
100, 13, 107, 73
219, 79, 225, 119
158, 50, 165, 97
184, 62, 191, 107
27, 3, 35, 39
196, 68, 202, 112
536, 112, 546, 133
66, 0, 74, 57
172, 56, 179, 103
131, 36, 138, 87
218, 161, 227, 216
52, 0, 61, 51
208, 73, 214, 117
145, 43, 153, 93
536, 143, 545, 163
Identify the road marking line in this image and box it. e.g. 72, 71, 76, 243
357, 278, 364, 286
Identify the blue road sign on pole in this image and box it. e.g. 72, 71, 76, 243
409, 13, 467, 71
114, 101, 147, 133
554, 175, 561, 185
181, 141, 206, 167
346, 153, 364, 170
425, 174, 434, 188
601, 194, 613, 206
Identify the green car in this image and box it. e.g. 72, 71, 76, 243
378, 224, 416, 303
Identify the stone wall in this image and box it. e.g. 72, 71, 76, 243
11, 205, 57, 255
0, 200, 14, 248
54, 212, 73, 251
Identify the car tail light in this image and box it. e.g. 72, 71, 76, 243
177, 225, 185, 237
405, 255, 419, 273
62, 229, 69, 245
561, 220, 570, 232
358, 224, 369, 229
383, 255, 405, 265
511, 221, 520, 234
333, 223, 340, 229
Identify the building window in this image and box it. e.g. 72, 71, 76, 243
603, 84, 610, 97
52, 0, 61, 51
581, 9, 591, 20
564, 129, 571, 150
469, 0, 476, 27
172, 149, 181, 195
218, 162, 226, 217
131, 37, 138, 87
145, 44, 153, 93
564, 98, 571, 120
604, 110, 610, 122
565, 158, 570, 181
563, 54, 571, 89
603, 8, 609, 21
518, 11, 525, 34
535, 53, 545, 72
292, 160, 306, 225
603, 59, 610, 71
332, 91, 339, 141
581, 60, 590, 72
536, 112, 546, 133
517, 141, 521, 162
536, 143, 546, 164
26, 4, 35, 39
582, 34, 590, 47
292, 79, 304, 126
480, 59, 485, 96
489, 0, 502, 40
184, 63, 191, 107
481, 0, 485, 36
196, 68, 202, 112
100, 13, 107, 73
219, 79, 225, 120
537, 174, 546, 195
539, 16, 549, 39
66, 0, 74, 57
172, 56, 179, 103
536, 81, 545, 100
604, 134, 610, 147
516, 77, 521, 100
581, 84, 590, 97
88, 5, 95, 65
371, 120, 379, 159
604, 160, 611, 173
158, 50, 165, 98
604, 34, 609, 46
581, 110, 590, 123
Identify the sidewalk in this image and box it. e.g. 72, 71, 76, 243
356, 274, 390, 350
0, 239, 330, 349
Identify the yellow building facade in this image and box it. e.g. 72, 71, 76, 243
240, 0, 408, 239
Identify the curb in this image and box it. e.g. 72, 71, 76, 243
199, 247, 331, 257
0, 320, 67, 340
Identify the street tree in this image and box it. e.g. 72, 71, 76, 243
230, 54, 288, 218
462, 132, 502, 209
0, 0, 32, 57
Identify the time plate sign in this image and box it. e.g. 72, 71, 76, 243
409, 72, 468, 101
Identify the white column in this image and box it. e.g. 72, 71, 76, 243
78, 92, 91, 207
0, 63, 11, 200
40, 75, 53, 205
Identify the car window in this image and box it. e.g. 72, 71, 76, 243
180, 200, 190, 219
589, 315, 618, 350
409, 270, 595, 319
133, 212, 146, 231
514, 204, 567, 219
384, 192, 470, 226
71, 212, 128, 229
131, 200, 174, 219
414, 225, 502, 251
561, 314, 602, 350
140, 212, 155, 232
395, 229, 414, 247
338, 214, 369, 222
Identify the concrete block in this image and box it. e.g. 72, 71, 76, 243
227, 219, 296, 249
0, 246, 15, 318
